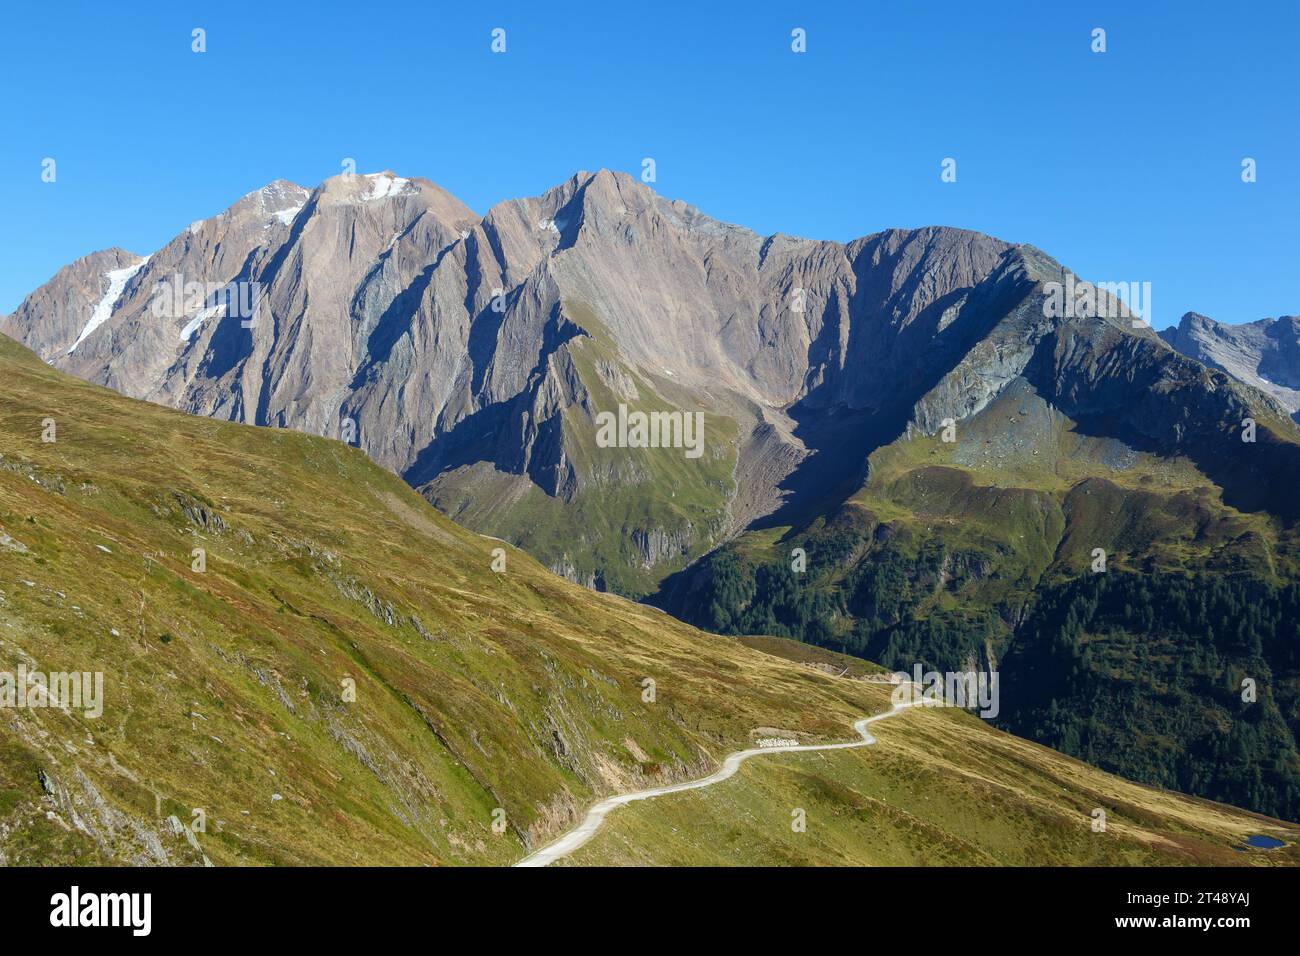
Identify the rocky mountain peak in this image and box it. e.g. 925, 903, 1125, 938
1161, 310, 1300, 417
225, 179, 311, 222
307, 171, 477, 226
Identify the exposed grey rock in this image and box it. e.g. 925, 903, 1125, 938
0, 527, 28, 554
172, 492, 228, 533
409, 614, 436, 641
1161, 312, 1300, 419
631, 526, 696, 570
325, 568, 399, 626
549, 554, 602, 590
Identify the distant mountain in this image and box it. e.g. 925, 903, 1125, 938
6, 170, 1300, 821
1160, 312, 1300, 420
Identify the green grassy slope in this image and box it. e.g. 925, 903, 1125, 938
0, 333, 880, 865
565, 702, 1300, 866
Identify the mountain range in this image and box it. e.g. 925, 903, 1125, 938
4, 170, 1300, 823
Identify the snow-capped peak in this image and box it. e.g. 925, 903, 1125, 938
362, 172, 415, 202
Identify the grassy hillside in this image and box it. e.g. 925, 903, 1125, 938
0, 333, 880, 865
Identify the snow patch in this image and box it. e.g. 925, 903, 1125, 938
272, 205, 304, 226
69, 256, 151, 354
536, 214, 572, 236
362, 173, 414, 201
179, 304, 225, 343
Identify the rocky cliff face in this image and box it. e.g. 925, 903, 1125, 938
5, 169, 1290, 595
1160, 312, 1300, 420
6, 246, 147, 358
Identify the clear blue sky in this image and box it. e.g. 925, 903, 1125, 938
2, 0, 1296, 327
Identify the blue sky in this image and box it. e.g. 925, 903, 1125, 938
2, 0, 1296, 327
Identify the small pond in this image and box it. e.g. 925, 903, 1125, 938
1244, 834, 1285, 850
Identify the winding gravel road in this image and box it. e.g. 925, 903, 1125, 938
515, 695, 927, 867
